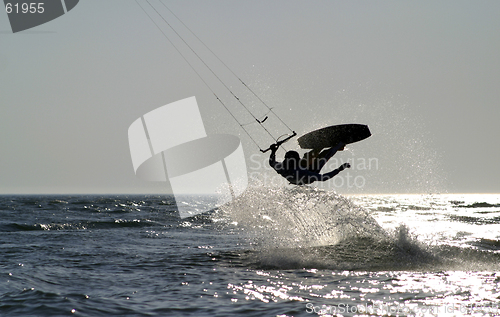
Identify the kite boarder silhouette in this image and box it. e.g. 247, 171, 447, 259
269, 141, 350, 185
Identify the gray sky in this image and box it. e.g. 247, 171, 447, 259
1, 0, 499, 194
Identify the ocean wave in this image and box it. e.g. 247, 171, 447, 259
447, 215, 500, 225
0, 219, 162, 232
469, 238, 500, 251
0, 289, 147, 316
0, 288, 70, 316
454, 202, 500, 208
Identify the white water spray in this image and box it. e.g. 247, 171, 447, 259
218, 186, 387, 249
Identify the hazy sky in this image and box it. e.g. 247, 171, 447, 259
1, 0, 499, 194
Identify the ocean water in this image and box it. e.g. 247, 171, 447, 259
1, 188, 500, 316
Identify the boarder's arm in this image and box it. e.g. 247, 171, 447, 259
269, 144, 280, 170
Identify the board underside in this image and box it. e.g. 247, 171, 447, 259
297, 124, 371, 149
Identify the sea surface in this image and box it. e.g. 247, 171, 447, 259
1, 188, 500, 316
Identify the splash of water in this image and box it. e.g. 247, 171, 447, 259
211, 189, 500, 271
217, 186, 387, 249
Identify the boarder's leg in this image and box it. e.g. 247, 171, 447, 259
310, 142, 345, 173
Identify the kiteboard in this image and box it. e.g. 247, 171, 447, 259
297, 124, 371, 150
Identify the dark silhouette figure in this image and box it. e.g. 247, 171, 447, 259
269, 142, 350, 185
